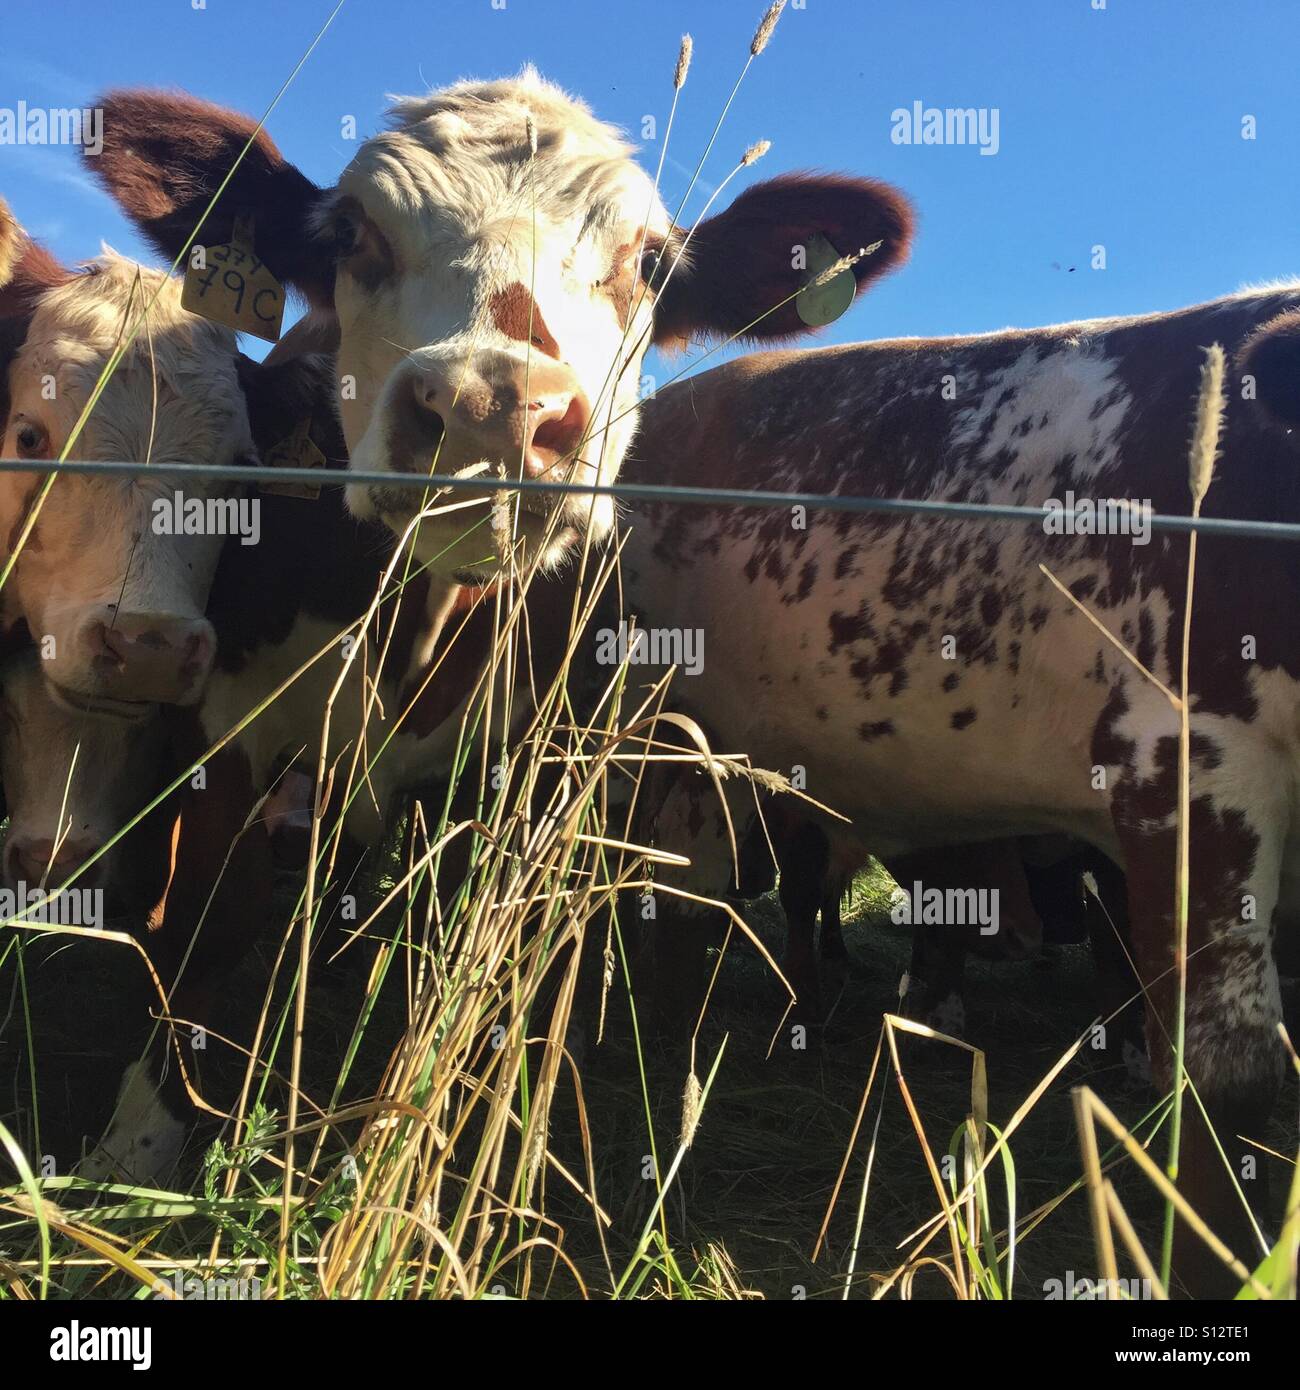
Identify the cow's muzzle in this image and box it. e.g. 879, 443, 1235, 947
55, 607, 216, 707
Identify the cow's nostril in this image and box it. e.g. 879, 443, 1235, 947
529, 395, 591, 476
85, 621, 129, 669
393, 376, 449, 474
415, 373, 439, 409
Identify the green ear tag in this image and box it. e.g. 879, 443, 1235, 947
796, 232, 856, 328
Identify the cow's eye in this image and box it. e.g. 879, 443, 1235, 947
332, 209, 363, 257
328, 198, 395, 289
13, 417, 48, 460
640, 243, 670, 291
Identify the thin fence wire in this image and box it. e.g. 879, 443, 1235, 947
4, 455, 1300, 543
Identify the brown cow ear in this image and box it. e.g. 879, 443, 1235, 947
1240, 312, 1300, 428
0, 216, 73, 426
652, 173, 913, 345
0, 199, 19, 291
85, 89, 335, 308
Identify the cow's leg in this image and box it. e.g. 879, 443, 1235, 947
1079, 854, 1148, 1084
646, 769, 742, 1036
1112, 748, 1285, 1299
85, 744, 273, 1182
777, 822, 831, 1017
893, 846, 967, 1037
891, 841, 1045, 1038
905, 916, 968, 1037
820, 872, 850, 963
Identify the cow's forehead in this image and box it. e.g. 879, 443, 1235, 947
331, 73, 668, 248
13, 255, 250, 462
19, 255, 239, 386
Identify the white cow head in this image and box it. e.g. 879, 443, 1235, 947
0, 218, 255, 713
0, 648, 175, 913
89, 74, 913, 580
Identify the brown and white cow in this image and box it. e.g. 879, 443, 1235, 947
0, 648, 188, 1179
612, 294, 1300, 1295
0, 238, 257, 711
69, 74, 912, 1170
0, 648, 177, 912
87, 74, 912, 582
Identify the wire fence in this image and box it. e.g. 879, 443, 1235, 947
4, 455, 1300, 544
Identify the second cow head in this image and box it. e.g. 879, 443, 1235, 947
88, 72, 913, 579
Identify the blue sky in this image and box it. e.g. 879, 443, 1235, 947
2, 0, 1298, 374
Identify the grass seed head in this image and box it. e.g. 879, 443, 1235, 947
675, 34, 693, 89
751, 1, 786, 56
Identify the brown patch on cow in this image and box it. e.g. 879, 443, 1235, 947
401, 598, 496, 739
858, 719, 894, 741
828, 606, 872, 654
942, 672, 959, 692
849, 637, 911, 697
1091, 683, 1135, 771
490, 282, 561, 360
1135, 609, 1157, 672
979, 588, 1003, 627
787, 558, 818, 604
951, 707, 977, 730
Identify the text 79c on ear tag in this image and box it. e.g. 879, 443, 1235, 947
182, 215, 285, 343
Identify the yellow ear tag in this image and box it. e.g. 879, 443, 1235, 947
182, 215, 285, 343
796, 232, 856, 329
262, 418, 326, 499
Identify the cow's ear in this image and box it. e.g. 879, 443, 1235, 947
0, 209, 72, 426
0, 199, 19, 292
237, 352, 342, 460
86, 89, 335, 307
1241, 312, 1300, 428
652, 173, 913, 345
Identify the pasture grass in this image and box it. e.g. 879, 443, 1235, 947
3, 843, 1295, 1299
